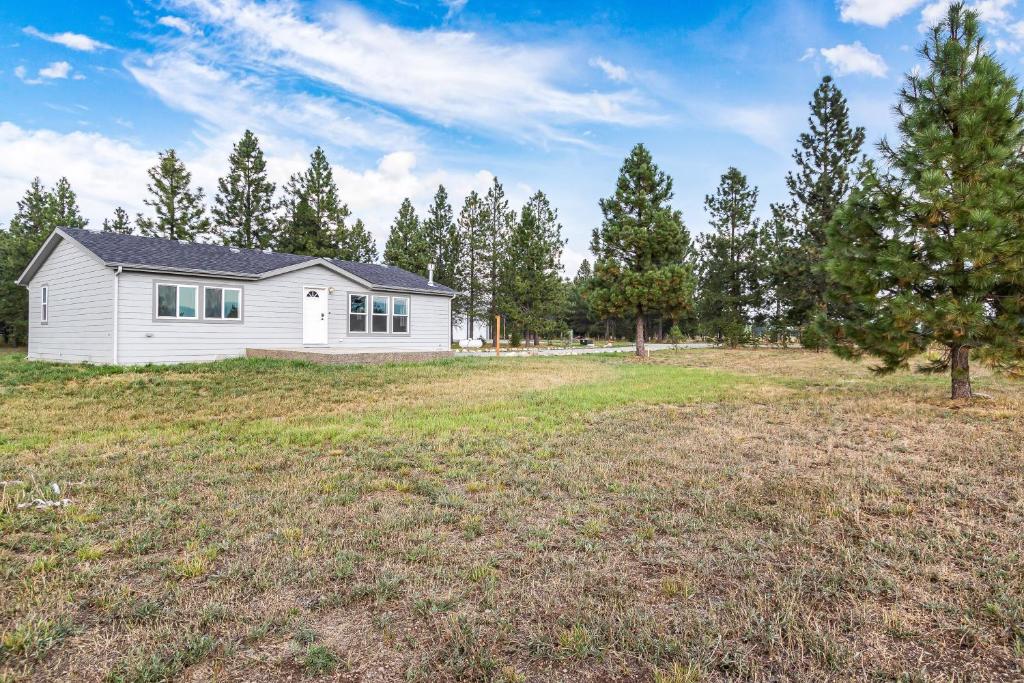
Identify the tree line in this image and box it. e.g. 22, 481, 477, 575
1, 4, 1021, 397
577, 4, 1024, 398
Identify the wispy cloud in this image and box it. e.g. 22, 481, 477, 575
126, 51, 417, 152
441, 0, 468, 21
162, 0, 661, 144
589, 56, 628, 82
819, 42, 888, 77
157, 16, 196, 35
699, 102, 800, 153
22, 26, 111, 51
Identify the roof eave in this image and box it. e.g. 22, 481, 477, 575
372, 285, 456, 297
111, 263, 262, 280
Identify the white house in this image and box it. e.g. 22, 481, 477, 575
16, 228, 456, 365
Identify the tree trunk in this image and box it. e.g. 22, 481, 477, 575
951, 344, 972, 399
635, 315, 646, 357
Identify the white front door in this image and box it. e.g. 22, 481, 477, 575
302, 287, 328, 345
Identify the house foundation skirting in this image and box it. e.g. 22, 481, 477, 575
246, 348, 453, 365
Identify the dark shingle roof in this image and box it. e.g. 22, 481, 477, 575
329, 259, 454, 294
66, 228, 314, 275
59, 228, 454, 295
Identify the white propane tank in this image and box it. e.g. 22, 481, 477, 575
458, 338, 484, 349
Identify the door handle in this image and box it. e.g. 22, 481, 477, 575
321, 313, 325, 320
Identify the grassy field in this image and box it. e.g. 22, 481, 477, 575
1, 349, 1022, 682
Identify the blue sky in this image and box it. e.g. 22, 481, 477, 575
3, 0, 1024, 272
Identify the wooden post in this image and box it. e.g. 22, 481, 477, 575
495, 315, 501, 357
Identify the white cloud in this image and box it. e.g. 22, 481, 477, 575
920, 0, 1015, 31
820, 42, 888, 77
166, 0, 661, 143
38, 61, 72, 80
0, 122, 153, 225
839, 0, 926, 26
22, 26, 111, 51
0, 121, 494, 249
157, 16, 197, 35
973, 0, 1016, 22
15, 61, 77, 85
589, 56, 628, 82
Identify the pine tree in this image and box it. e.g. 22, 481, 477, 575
0, 178, 87, 344
457, 191, 488, 339
568, 259, 594, 338
276, 147, 352, 258
103, 207, 134, 234
824, 3, 1024, 398
505, 191, 566, 344
49, 177, 88, 229
786, 76, 865, 326
759, 202, 802, 344
480, 177, 513, 330
340, 218, 378, 263
422, 185, 465, 337
137, 149, 210, 241
590, 143, 695, 357
213, 130, 276, 250
696, 167, 763, 346
383, 198, 429, 273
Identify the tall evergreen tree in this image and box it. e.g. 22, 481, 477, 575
697, 167, 764, 346
383, 198, 429, 273
103, 207, 134, 234
340, 218, 378, 263
0, 178, 87, 344
457, 191, 488, 338
505, 191, 566, 344
422, 185, 465, 336
590, 143, 695, 356
480, 177, 514, 330
567, 259, 595, 338
49, 177, 88, 229
212, 130, 276, 250
824, 3, 1024, 398
137, 149, 210, 241
759, 202, 803, 342
786, 76, 865, 326
276, 147, 352, 258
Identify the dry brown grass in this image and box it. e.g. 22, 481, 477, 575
1, 349, 1021, 682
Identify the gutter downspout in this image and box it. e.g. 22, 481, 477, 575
113, 266, 122, 364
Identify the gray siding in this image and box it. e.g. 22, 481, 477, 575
26, 238, 114, 363
116, 264, 451, 364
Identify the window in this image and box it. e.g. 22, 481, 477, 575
156, 284, 198, 319
204, 287, 241, 320
40, 286, 48, 323
349, 294, 367, 332
392, 296, 409, 333
372, 296, 389, 333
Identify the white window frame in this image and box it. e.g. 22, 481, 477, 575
156, 283, 199, 320
40, 285, 48, 324
391, 296, 410, 335
203, 286, 243, 322
371, 295, 390, 334
348, 293, 368, 333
